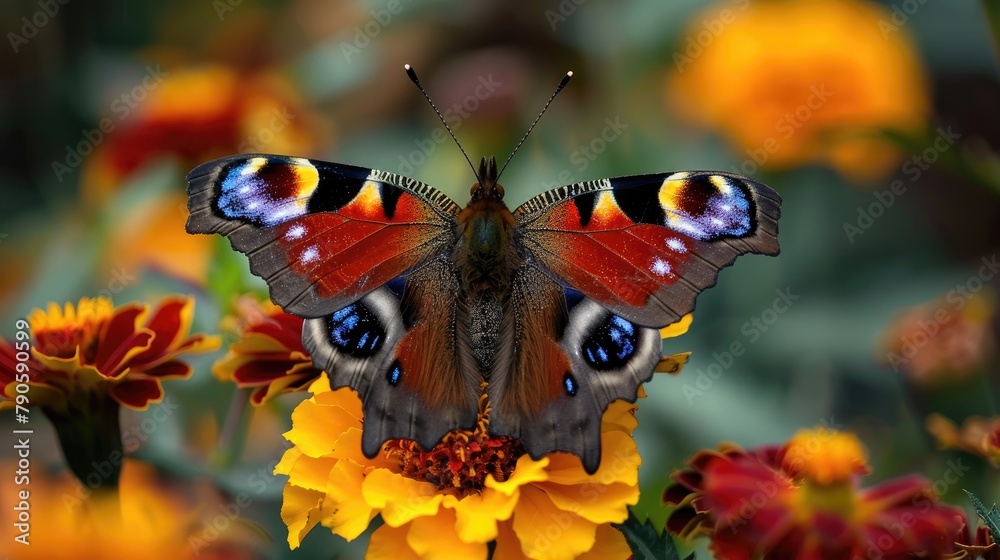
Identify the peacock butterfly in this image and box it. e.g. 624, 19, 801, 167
185, 65, 781, 473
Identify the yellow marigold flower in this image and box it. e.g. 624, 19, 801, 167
667, 0, 928, 181
0, 460, 261, 559
212, 296, 322, 405
274, 318, 693, 559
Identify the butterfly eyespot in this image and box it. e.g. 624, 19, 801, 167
581, 314, 638, 371
326, 303, 386, 358
386, 362, 403, 386
562, 372, 578, 396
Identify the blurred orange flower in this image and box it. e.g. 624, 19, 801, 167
665, 427, 967, 559
80, 64, 324, 285
213, 296, 321, 405
880, 292, 995, 387
667, 0, 928, 181
0, 460, 261, 560
927, 414, 1000, 466
0, 295, 219, 412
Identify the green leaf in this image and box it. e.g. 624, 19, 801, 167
614, 509, 694, 560
965, 489, 1000, 538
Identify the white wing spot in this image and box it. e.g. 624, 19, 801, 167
285, 224, 306, 240
300, 246, 320, 264
666, 238, 687, 253
651, 258, 671, 277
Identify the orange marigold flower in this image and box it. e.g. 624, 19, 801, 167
880, 292, 995, 387
665, 427, 967, 560
0, 460, 262, 560
666, 0, 928, 181
213, 296, 322, 405
927, 414, 1000, 467
0, 295, 219, 411
0, 295, 219, 488
274, 317, 692, 559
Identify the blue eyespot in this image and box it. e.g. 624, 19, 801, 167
387, 363, 403, 386
563, 372, 578, 396
581, 314, 638, 371
326, 302, 385, 358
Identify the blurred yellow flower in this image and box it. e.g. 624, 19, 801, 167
667, 0, 928, 181
0, 460, 261, 560
274, 318, 693, 559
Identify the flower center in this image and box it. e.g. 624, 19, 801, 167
782, 428, 869, 485
29, 297, 114, 360
384, 391, 525, 497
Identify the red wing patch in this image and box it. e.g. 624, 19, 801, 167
186, 155, 458, 317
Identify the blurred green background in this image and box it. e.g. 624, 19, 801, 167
1, 0, 999, 557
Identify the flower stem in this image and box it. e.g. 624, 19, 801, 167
48, 393, 124, 491
214, 387, 253, 469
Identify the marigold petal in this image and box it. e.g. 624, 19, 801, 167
274, 447, 303, 476
280, 483, 325, 549
660, 314, 692, 339
283, 455, 338, 493
544, 431, 639, 487
486, 454, 550, 496
362, 468, 442, 527
128, 296, 192, 364
328, 426, 397, 470
654, 352, 690, 375
512, 485, 599, 560
449, 487, 518, 543
533, 480, 637, 524
319, 460, 377, 540
577, 524, 631, 560
368, 523, 420, 560
110, 378, 163, 409
141, 361, 192, 379
284, 397, 360, 458
312, 385, 362, 418
493, 521, 526, 560
94, 304, 148, 372
600, 400, 639, 435
406, 508, 488, 560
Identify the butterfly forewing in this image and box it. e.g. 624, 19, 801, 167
513, 171, 781, 327
186, 154, 459, 318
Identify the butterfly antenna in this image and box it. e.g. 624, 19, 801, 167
495, 70, 573, 182
404, 64, 479, 181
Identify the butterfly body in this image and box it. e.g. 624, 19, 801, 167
187, 150, 781, 473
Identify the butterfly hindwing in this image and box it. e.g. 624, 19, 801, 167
487, 265, 662, 473
303, 258, 481, 456
514, 171, 781, 327
186, 154, 459, 318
